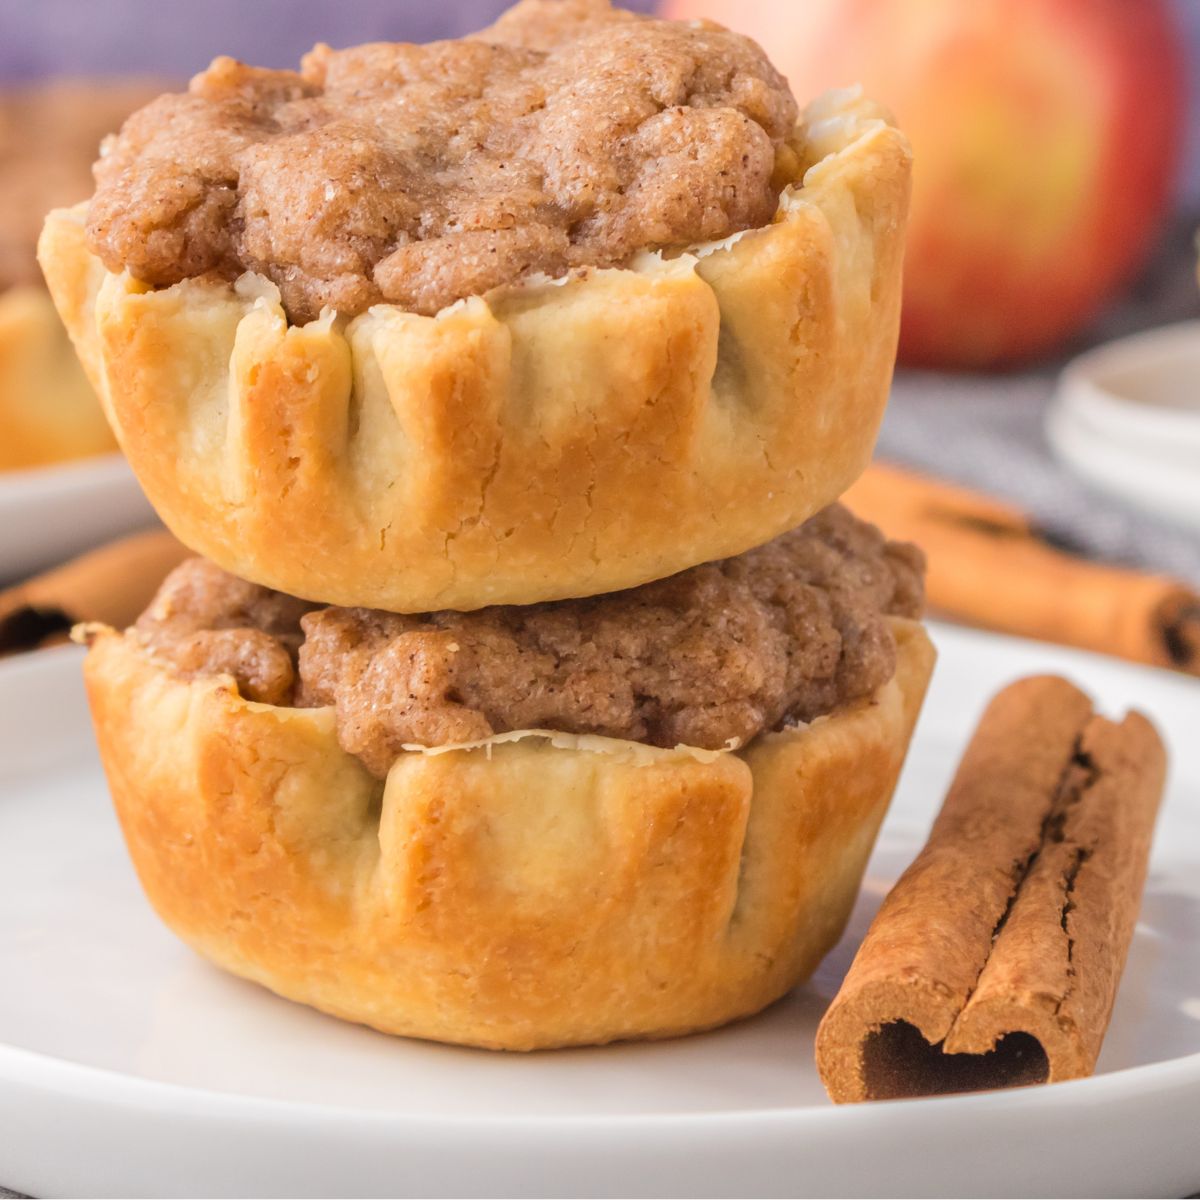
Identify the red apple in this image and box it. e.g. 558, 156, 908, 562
661, 0, 1186, 368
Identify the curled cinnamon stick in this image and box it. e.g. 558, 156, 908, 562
0, 529, 187, 656
816, 675, 1166, 1103
843, 462, 1200, 676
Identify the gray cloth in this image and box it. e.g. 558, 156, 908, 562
879, 216, 1200, 586
881, 373, 1200, 586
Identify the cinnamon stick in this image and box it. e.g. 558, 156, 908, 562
843, 462, 1200, 676
0, 529, 187, 656
815, 675, 1166, 1103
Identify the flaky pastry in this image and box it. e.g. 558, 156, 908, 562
84, 617, 933, 1050
43, 89, 910, 611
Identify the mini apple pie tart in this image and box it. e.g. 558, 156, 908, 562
40, 1, 910, 610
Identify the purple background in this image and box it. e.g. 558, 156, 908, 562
0, 2, 658, 76
1, 0, 1197, 206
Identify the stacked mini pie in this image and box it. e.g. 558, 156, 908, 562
41, 0, 934, 1050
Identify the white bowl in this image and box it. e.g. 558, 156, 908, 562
0, 452, 157, 583
1047, 320, 1200, 530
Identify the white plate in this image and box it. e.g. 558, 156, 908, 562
0, 453, 157, 583
1047, 320, 1200, 531
0, 624, 1197, 1199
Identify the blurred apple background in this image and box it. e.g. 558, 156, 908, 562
5, 0, 1196, 363
2, 0, 1198, 599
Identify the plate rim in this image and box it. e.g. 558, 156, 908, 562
2, 1035, 1199, 1130
0, 449, 130, 497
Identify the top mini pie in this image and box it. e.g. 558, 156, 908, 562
40, 0, 912, 612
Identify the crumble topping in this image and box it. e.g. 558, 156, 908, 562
85, 0, 800, 322
136, 505, 925, 775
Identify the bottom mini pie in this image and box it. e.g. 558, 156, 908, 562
83, 608, 933, 1051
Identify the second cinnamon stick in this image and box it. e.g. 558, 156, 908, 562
843, 462, 1200, 676
0, 529, 187, 656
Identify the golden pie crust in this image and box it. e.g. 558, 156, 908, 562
43, 90, 911, 611
83, 616, 934, 1050
0, 286, 115, 470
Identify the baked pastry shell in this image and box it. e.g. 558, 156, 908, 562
83, 616, 935, 1051
0, 286, 115, 470
42, 90, 911, 611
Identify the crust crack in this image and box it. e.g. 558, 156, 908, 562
960, 738, 1100, 1021
1055, 842, 1091, 1015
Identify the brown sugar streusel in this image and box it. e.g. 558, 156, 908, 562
85, 0, 801, 323
135, 505, 925, 777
